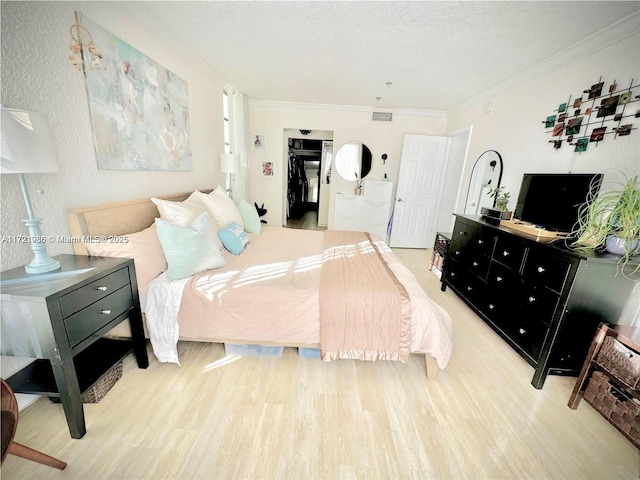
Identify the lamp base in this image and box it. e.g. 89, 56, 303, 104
25, 256, 61, 274
22, 217, 61, 274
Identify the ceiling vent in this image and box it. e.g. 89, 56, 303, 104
372, 111, 393, 122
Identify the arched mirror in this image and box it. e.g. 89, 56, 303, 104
464, 150, 503, 214
334, 141, 372, 181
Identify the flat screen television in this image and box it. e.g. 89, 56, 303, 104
513, 173, 603, 233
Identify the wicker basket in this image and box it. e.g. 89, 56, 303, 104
50, 362, 123, 404
596, 336, 640, 389
584, 371, 640, 447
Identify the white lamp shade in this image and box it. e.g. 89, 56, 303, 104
1, 107, 59, 174
220, 153, 240, 174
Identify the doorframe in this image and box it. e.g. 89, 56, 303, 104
281, 129, 334, 227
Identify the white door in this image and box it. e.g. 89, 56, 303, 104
389, 134, 451, 248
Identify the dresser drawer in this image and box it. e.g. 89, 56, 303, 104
523, 249, 572, 293
518, 284, 561, 326
472, 229, 495, 256
448, 240, 467, 264
494, 234, 526, 271
64, 285, 133, 348
467, 253, 490, 280
487, 261, 519, 292
506, 317, 549, 361
59, 267, 131, 318
451, 221, 475, 247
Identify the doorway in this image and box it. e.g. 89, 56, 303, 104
284, 130, 333, 230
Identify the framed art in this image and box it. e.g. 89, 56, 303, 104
80, 17, 192, 171
262, 161, 274, 176
252, 133, 267, 151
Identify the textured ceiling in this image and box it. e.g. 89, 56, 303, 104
120, 1, 640, 111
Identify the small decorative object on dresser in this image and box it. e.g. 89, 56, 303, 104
0, 255, 149, 439
568, 323, 640, 449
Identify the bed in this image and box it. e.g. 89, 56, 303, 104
67, 189, 453, 379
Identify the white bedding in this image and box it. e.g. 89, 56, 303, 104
145, 226, 453, 368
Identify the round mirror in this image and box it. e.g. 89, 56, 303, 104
334, 141, 372, 182
464, 150, 503, 215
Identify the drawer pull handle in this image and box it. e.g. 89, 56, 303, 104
451, 272, 456, 277
537, 266, 545, 273
528, 296, 536, 303
477, 239, 484, 245
459, 231, 466, 235
489, 304, 495, 310
96, 286, 108, 292
519, 328, 526, 335
467, 286, 473, 291
473, 261, 479, 267
502, 251, 509, 257
455, 250, 461, 256
496, 276, 503, 282
100, 309, 112, 315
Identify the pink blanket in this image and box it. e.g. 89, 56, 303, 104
320, 231, 411, 362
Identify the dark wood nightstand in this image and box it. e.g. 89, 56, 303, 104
0, 255, 148, 439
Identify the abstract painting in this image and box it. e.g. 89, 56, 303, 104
81, 17, 192, 170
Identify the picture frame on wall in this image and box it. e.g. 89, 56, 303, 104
262, 161, 274, 176
252, 132, 267, 150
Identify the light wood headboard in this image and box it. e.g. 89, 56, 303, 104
67, 190, 212, 255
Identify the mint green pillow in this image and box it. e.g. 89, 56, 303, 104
218, 221, 250, 255
155, 212, 226, 280
238, 200, 261, 234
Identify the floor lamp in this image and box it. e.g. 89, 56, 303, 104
220, 153, 240, 200
1, 106, 61, 274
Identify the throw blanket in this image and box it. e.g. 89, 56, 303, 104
320, 231, 412, 362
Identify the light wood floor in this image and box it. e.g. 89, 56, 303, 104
286, 211, 325, 231
2, 249, 638, 479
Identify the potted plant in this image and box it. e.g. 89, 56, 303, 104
487, 186, 511, 214
572, 173, 640, 274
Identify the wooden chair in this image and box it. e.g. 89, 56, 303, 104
1, 378, 67, 470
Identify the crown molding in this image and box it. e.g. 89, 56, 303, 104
248, 99, 374, 112
447, 10, 640, 116
249, 99, 447, 117
396, 108, 447, 118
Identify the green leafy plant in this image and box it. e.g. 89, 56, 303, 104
487, 186, 511, 212
572, 172, 640, 275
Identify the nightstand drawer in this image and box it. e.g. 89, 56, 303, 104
64, 285, 133, 348
59, 267, 131, 318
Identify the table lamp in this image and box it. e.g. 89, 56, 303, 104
1, 106, 61, 273
220, 153, 240, 199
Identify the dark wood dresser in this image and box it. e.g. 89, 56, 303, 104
441, 214, 639, 389
0, 255, 149, 438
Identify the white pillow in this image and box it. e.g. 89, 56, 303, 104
85, 225, 166, 294
193, 190, 244, 229
155, 212, 227, 281
152, 192, 224, 251
238, 200, 261, 234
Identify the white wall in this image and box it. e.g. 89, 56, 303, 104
247, 102, 447, 227
447, 32, 640, 216
1, 2, 226, 271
